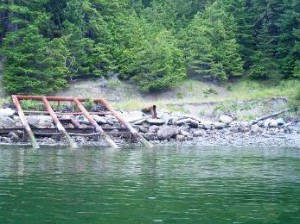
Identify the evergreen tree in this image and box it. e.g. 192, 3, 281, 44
1, 25, 68, 94
183, 1, 243, 80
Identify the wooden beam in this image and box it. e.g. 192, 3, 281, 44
98, 98, 153, 148
73, 98, 119, 149
11, 95, 40, 149
42, 97, 78, 149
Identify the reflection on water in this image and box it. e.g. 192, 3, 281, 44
0, 146, 299, 224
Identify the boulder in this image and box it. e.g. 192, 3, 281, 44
157, 126, 178, 140
214, 122, 226, 129
250, 124, 262, 134
200, 122, 212, 130
176, 134, 185, 142
175, 118, 199, 128
139, 126, 148, 133
180, 129, 190, 137
27, 116, 40, 128
8, 132, 20, 142
276, 118, 285, 126
134, 119, 147, 125
92, 115, 107, 124
38, 116, 54, 128
0, 117, 15, 128
147, 118, 165, 125
76, 115, 90, 124
149, 125, 160, 133
268, 119, 278, 128
144, 132, 156, 141
219, 115, 233, 124
193, 130, 206, 137
0, 108, 15, 117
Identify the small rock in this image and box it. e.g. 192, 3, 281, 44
250, 124, 262, 134
0, 108, 16, 117
157, 126, 178, 140
133, 119, 147, 125
144, 132, 156, 141
139, 126, 148, 133
149, 125, 160, 133
268, 119, 278, 128
8, 132, 20, 142
176, 134, 185, 142
193, 130, 206, 137
276, 118, 285, 126
92, 115, 107, 124
0, 136, 11, 143
219, 115, 233, 124
214, 122, 226, 129
0, 117, 15, 128
147, 118, 165, 125
180, 130, 190, 137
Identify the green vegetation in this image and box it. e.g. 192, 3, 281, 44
0, 0, 299, 96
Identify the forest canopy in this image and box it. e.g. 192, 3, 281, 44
0, 0, 299, 94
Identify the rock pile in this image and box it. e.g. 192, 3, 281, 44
0, 108, 299, 147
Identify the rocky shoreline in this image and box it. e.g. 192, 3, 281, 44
0, 107, 299, 148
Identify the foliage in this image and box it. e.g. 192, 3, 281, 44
0, 0, 299, 94
182, 1, 243, 81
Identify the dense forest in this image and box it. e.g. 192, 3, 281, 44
0, 0, 299, 94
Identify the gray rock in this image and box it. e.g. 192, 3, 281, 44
8, 132, 20, 142
38, 116, 54, 128
276, 118, 285, 126
133, 119, 147, 125
0, 117, 15, 128
149, 125, 160, 133
147, 118, 165, 125
92, 115, 107, 124
250, 124, 262, 134
200, 122, 212, 130
144, 132, 156, 141
0, 136, 11, 143
139, 126, 148, 133
189, 119, 199, 128
268, 119, 278, 128
176, 134, 185, 142
0, 108, 15, 117
214, 122, 226, 129
180, 130, 190, 137
110, 129, 120, 137
157, 126, 178, 140
193, 130, 206, 137
175, 118, 199, 128
219, 115, 233, 124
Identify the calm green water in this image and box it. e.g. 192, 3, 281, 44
0, 146, 299, 224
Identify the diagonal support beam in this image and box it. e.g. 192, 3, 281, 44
73, 98, 119, 149
11, 95, 40, 149
42, 97, 78, 149
98, 99, 153, 148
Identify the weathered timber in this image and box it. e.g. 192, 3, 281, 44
98, 98, 153, 148
42, 97, 77, 149
11, 95, 40, 148
73, 98, 119, 148
250, 109, 291, 125
23, 111, 111, 116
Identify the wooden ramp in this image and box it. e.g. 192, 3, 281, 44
11, 95, 153, 149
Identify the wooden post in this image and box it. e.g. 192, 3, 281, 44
73, 98, 119, 149
11, 95, 40, 149
42, 97, 78, 149
98, 99, 153, 148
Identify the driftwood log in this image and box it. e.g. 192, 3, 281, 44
250, 108, 292, 125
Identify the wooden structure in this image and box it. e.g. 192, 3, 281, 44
11, 95, 153, 149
